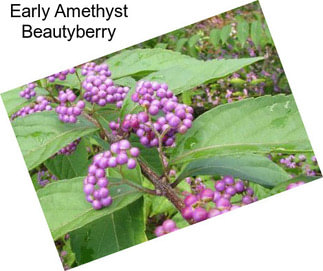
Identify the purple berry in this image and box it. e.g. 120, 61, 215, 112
117, 153, 128, 165
215, 197, 231, 209
162, 219, 177, 232
154, 226, 165, 237
246, 187, 254, 196
84, 184, 94, 195
234, 181, 245, 192
181, 206, 194, 219
225, 186, 236, 196
108, 157, 118, 167
215, 180, 226, 192
99, 188, 109, 198
129, 147, 140, 157
184, 194, 198, 206
101, 196, 113, 207
242, 195, 253, 205
223, 175, 234, 185
192, 207, 208, 222
127, 158, 137, 169
138, 112, 149, 123
200, 188, 214, 201
97, 177, 108, 187
208, 208, 221, 218
92, 200, 102, 210
149, 105, 159, 115
110, 142, 120, 154
119, 139, 131, 150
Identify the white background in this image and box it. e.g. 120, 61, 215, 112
0, 0, 322, 270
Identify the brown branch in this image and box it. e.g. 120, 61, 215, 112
82, 112, 122, 142
83, 111, 186, 215
139, 159, 185, 211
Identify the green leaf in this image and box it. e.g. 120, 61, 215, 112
37, 176, 142, 240
251, 78, 266, 85
130, 135, 163, 175
263, 22, 273, 45
251, 20, 263, 47
209, 29, 221, 48
145, 57, 263, 94
45, 139, 89, 179
171, 95, 313, 164
116, 77, 139, 119
61, 239, 76, 267
270, 175, 320, 195
87, 133, 111, 150
154, 43, 168, 49
1, 86, 49, 116
172, 212, 189, 229
11, 111, 98, 170
188, 34, 200, 48
220, 25, 232, 44
187, 34, 200, 57
248, 182, 272, 200
148, 196, 177, 217
177, 154, 291, 187
95, 108, 119, 130
70, 198, 146, 265
230, 78, 246, 85
114, 76, 136, 89
237, 20, 249, 47
30, 172, 42, 191
107, 48, 196, 79
182, 91, 192, 105
53, 69, 84, 89
175, 38, 188, 52
107, 162, 143, 185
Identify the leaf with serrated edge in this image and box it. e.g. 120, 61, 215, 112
116, 77, 139, 120
37, 177, 142, 240
45, 140, 89, 179
12, 111, 98, 170
144, 57, 263, 94
70, 197, 146, 264
107, 48, 197, 79
177, 154, 291, 187
171, 95, 313, 164
1, 87, 49, 116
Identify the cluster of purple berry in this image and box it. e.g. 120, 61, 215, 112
81, 62, 129, 108
55, 89, 85, 123
56, 139, 81, 155
280, 155, 299, 169
37, 170, 57, 187
181, 176, 257, 223
84, 139, 140, 210
11, 96, 52, 121
191, 64, 288, 111
47, 68, 76, 82
108, 114, 138, 136
277, 154, 318, 176
286, 181, 305, 190
19, 83, 37, 99
109, 80, 193, 147
81, 62, 111, 77
154, 219, 178, 237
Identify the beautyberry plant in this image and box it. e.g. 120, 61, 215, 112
3, 11, 321, 266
